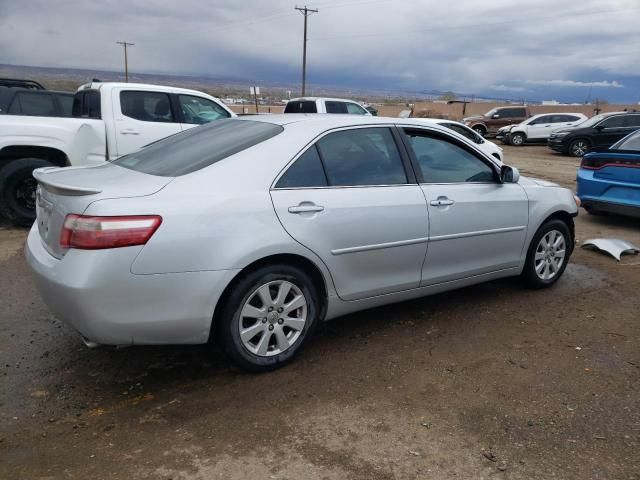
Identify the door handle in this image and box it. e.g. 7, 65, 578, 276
430, 197, 454, 207
120, 129, 140, 135
288, 203, 324, 214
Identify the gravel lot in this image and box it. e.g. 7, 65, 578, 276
1, 144, 639, 479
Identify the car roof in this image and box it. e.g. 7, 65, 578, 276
77, 82, 221, 97
528, 112, 586, 118
288, 97, 363, 103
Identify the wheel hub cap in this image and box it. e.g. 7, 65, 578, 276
239, 280, 308, 357
534, 230, 566, 281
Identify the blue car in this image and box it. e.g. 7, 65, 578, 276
577, 129, 640, 218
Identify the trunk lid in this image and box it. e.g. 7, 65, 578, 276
34, 164, 172, 258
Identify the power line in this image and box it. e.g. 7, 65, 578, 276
295, 6, 319, 96
116, 41, 134, 82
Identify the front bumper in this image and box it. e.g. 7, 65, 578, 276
25, 224, 240, 345
547, 137, 568, 153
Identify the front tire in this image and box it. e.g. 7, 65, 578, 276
218, 264, 319, 372
0, 158, 53, 226
522, 219, 572, 289
472, 126, 486, 137
569, 139, 591, 157
510, 132, 525, 146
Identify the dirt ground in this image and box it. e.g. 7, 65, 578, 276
1, 144, 639, 479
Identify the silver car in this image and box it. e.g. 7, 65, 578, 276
26, 115, 579, 371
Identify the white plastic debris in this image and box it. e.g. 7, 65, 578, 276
581, 238, 640, 261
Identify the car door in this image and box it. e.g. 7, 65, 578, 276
270, 126, 429, 301
592, 115, 630, 148
175, 94, 232, 130
400, 127, 529, 285
112, 88, 183, 157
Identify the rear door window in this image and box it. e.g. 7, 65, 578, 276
114, 119, 283, 176
316, 128, 407, 186
275, 145, 328, 188
284, 100, 317, 113
120, 91, 176, 123
624, 115, 640, 127
325, 101, 348, 114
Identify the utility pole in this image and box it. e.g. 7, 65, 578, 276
116, 41, 134, 82
295, 6, 318, 96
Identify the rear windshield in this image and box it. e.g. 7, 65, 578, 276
113, 119, 284, 176
284, 100, 317, 113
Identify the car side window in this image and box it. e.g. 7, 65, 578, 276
404, 130, 496, 184
600, 116, 626, 128
531, 115, 550, 125
443, 123, 479, 143
624, 115, 640, 127
178, 95, 230, 124
316, 128, 407, 186
325, 101, 348, 114
9, 92, 57, 116
346, 103, 367, 115
120, 91, 176, 123
276, 145, 328, 188
284, 100, 317, 113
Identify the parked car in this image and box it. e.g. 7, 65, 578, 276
284, 97, 371, 115
577, 129, 640, 217
415, 118, 504, 162
26, 115, 579, 371
0, 78, 46, 90
496, 113, 587, 146
0, 82, 235, 225
463, 105, 531, 137
548, 111, 640, 157
0, 87, 73, 117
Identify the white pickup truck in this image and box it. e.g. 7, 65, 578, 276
0, 82, 235, 225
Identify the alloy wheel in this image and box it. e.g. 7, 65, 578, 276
238, 280, 307, 357
571, 141, 588, 157
534, 230, 566, 280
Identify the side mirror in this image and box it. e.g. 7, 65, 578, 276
595, 125, 605, 131
501, 165, 520, 183
492, 114, 500, 119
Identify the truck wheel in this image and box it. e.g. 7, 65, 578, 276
510, 132, 525, 146
472, 126, 486, 137
0, 158, 53, 227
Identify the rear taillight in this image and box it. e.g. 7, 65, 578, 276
581, 157, 640, 170
60, 215, 162, 249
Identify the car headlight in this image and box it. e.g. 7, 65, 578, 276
553, 132, 569, 137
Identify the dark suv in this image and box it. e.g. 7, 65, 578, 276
0, 87, 74, 117
548, 111, 640, 157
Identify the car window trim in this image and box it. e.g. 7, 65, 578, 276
397, 125, 501, 185
271, 124, 417, 190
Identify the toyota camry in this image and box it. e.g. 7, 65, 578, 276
26, 115, 579, 371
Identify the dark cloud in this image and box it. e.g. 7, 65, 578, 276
1, 0, 638, 101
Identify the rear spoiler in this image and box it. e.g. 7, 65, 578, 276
33, 167, 102, 196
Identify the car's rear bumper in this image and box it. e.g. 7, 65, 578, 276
577, 169, 640, 218
25, 224, 240, 345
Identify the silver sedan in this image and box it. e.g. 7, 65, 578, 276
26, 115, 579, 371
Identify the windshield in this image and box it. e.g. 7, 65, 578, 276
114, 119, 283, 177
611, 130, 640, 151
484, 108, 498, 117
579, 113, 608, 128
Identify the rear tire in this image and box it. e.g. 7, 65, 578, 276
0, 158, 53, 227
510, 132, 526, 146
218, 264, 320, 372
522, 219, 572, 289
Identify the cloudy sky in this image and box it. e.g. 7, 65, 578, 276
1, 0, 639, 102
